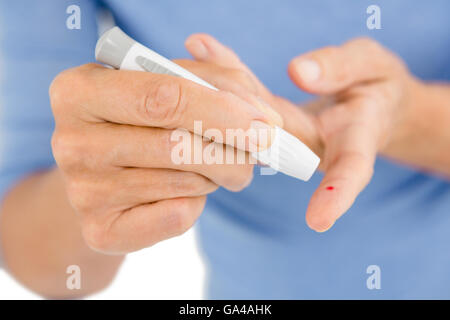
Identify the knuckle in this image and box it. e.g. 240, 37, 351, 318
49, 71, 72, 111
49, 65, 94, 112
347, 37, 384, 56
51, 131, 82, 171
167, 199, 196, 236
52, 130, 103, 172
346, 38, 403, 72
143, 79, 185, 127
66, 180, 98, 213
81, 218, 111, 252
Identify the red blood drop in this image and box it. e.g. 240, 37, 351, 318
326, 186, 334, 190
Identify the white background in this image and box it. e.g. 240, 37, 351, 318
0, 228, 205, 299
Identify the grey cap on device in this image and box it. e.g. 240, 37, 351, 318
95, 27, 135, 69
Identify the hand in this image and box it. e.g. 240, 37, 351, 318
49, 63, 280, 253
185, 35, 420, 232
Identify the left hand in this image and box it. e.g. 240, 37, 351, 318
180, 35, 421, 232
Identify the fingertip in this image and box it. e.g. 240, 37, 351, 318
305, 184, 345, 232
305, 194, 336, 232
185, 35, 209, 60
185, 33, 219, 50
185, 33, 227, 62
287, 59, 300, 82
288, 57, 322, 92
184, 34, 197, 46
185, 33, 210, 43
305, 212, 335, 233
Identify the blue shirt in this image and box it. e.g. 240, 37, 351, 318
0, 0, 449, 299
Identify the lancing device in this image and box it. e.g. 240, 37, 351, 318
95, 27, 320, 181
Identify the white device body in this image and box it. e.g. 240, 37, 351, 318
95, 27, 320, 181
121, 43, 217, 90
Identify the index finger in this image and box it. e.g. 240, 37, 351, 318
52, 63, 273, 150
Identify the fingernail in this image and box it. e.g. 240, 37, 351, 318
249, 120, 274, 151
295, 59, 321, 83
186, 39, 209, 60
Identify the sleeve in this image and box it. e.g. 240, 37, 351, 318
0, 0, 100, 267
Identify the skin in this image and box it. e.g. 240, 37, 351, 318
0, 51, 279, 298
184, 35, 450, 231
1, 35, 449, 298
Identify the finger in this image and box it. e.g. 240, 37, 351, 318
288, 37, 401, 95
68, 168, 218, 212
82, 196, 206, 253
61, 124, 255, 192
305, 102, 379, 232
185, 33, 246, 69
51, 63, 273, 150
175, 59, 259, 95
185, 33, 273, 100
174, 59, 283, 127
271, 95, 324, 158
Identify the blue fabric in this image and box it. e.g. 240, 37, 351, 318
0, 0, 449, 298
0, 0, 100, 267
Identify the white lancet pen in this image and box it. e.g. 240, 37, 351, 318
95, 26, 320, 181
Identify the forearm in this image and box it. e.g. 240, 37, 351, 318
0, 168, 124, 298
383, 79, 450, 177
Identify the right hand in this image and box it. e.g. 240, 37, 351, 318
49, 63, 279, 254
